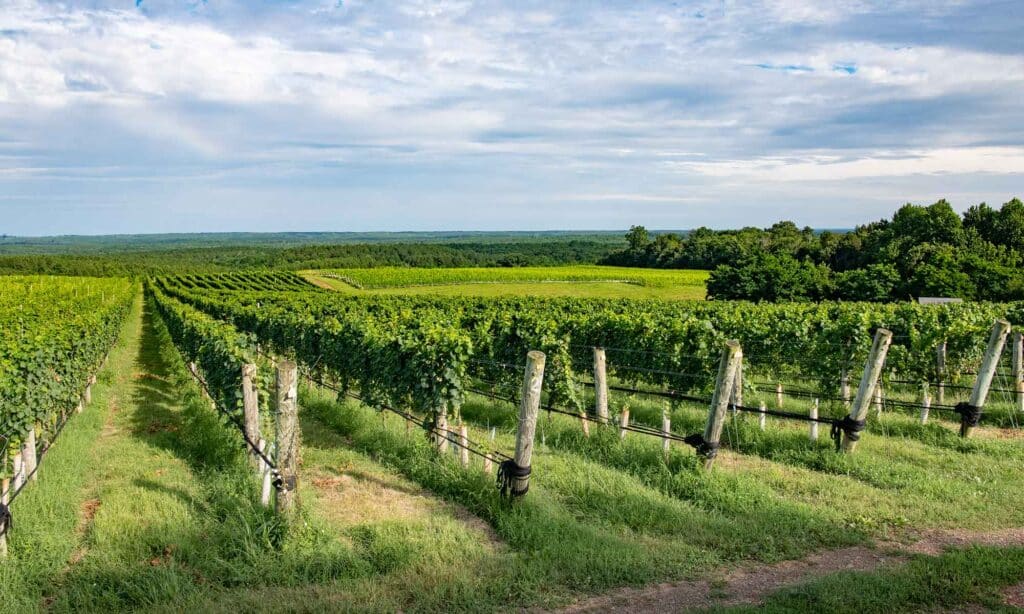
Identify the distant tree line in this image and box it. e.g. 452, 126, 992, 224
0, 240, 618, 277
603, 198, 1024, 301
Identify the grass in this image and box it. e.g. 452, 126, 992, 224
456, 382, 1024, 537
2, 290, 1022, 612
303, 265, 709, 300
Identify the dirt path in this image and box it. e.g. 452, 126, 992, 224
559, 528, 1024, 613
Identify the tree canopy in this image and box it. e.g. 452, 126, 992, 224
605, 198, 1024, 301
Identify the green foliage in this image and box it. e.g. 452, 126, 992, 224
706, 253, 833, 301
833, 264, 900, 301
0, 276, 133, 463
0, 239, 619, 277
157, 279, 1011, 407
609, 197, 1024, 301
148, 283, 262, 421
161, 271, 317, 292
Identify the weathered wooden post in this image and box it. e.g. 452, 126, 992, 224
873, 384, 883, 416
840, 329, 893, 453
936, 341, 947, 405
693, 340, 742, 470
12, 454, 24, 493
483, 453, 493, 475
84, 375, 95, 405
436, 409, 449, 453
257, 439, 272, 507
730, 359, 744, 412
619, 406, 630, 440
242, 363, 260, 467
1013, 331, 1024, 413
593, 347, 609, 423
758, 401, 767, 431
498, 351, 545, 498
23, 429, 38, 482
840, 368, 851, 405
920, 383, 931, 424
579, 410, 590, 437
275, 360, 299, 514
809, 399, 819, 442
960, 319, 1011, 438
661, 407, 671, 456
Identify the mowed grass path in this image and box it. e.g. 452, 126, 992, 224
304, 265, 709, 300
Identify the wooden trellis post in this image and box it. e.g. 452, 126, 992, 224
841, 328, 893, 453
1013, 331, 1024, 414
936, 341, 947, 405
436, 409, 449, 453
12, 454, 23, 493
23, 429, 37, 482
809, 399, 819, 442
242, 363, 260, 467
698, 340, 743, 470
730, 358, 744, 411
505, 351, 545, 498
840, 368, 851, 405
961, 319, 1011, 438
594, 347, 609, 424
661, 406, 671, 456
275, 360, 299, 515
920, 383, 931, 424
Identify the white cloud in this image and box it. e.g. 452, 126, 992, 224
667, 147, 1024, 181
0, 0, 1021, 233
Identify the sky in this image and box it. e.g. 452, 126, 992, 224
0, 0, 1022, 235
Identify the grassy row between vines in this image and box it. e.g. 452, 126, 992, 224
294, 385, 1024, 612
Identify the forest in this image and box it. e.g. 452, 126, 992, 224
602, 199, 1024, 301
0, 239, 617, 277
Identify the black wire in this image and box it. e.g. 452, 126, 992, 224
465, 386, 701, 443
187, 366, 282, 479
607, 364, 708, 380
886, 378, 1021, 395
302, 372, 513, 462
579, 380, 708, 404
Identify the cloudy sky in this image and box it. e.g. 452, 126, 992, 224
1, 0, 1022, 235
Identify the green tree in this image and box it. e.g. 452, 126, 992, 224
833, 264, 900, 301
625, 225, 650, 251
996, 198, 1024, 250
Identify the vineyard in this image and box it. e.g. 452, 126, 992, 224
3, 274, 1024, 611
0, 276, 134, 555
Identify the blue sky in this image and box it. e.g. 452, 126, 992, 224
0, 0, 1022, 235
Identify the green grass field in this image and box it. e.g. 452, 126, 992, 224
304, 265, 709, 300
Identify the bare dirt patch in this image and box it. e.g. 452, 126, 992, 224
560, 546, 903, 613
892, 527, 1024, 556
308, 468, 502, 546
1002, 580, 1024, 608
558, 528, 1024, 613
